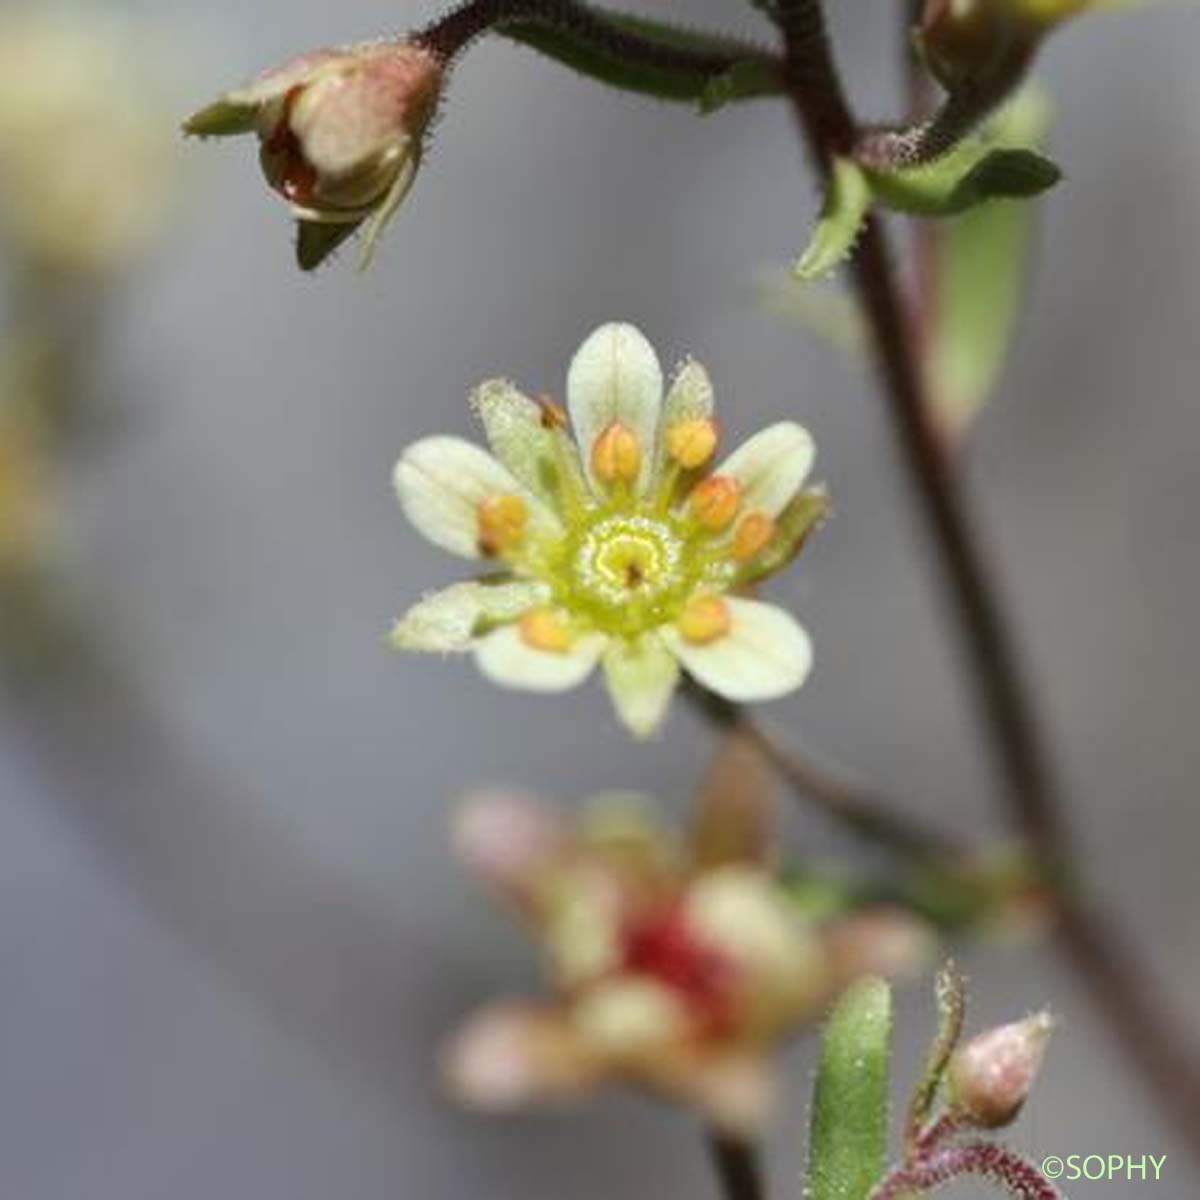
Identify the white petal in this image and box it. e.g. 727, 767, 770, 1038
662, 598, 812, 702
470, 378, 578, 506
389, 579, 549, 652
602, 635, 680, 739
474, 624, 606, 693
442, 1005, 595, 1109
393, 436, 557, 558
451, 790, 570, 906
713, 422, 815, 517
566, 322, 663, 495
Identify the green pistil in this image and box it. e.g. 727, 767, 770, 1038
516, 499, 737, 638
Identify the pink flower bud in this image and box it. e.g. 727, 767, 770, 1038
185, 41, 442, 269
948, 1011, 1054, 1128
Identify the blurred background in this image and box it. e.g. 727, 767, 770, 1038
1, 0, 1197, 1196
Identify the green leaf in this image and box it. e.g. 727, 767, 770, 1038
757, 267, 867, 361
928, 192, 1032, 436
926, 88, 1053, 437
793, 158, 872, 280
866, 146, 1059, 217
905, 962, 966, 1149
806, 977, 892, 1200
864, 86, 1060, 219
699, 59, 782, 114
499, 12, 779, 108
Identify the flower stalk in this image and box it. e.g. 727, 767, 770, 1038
706, 1132, 765, 1200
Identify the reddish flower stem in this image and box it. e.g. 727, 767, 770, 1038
872, 1141, 1062, 1200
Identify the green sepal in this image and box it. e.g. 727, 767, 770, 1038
499, 11, 779, 108
793, 158, 872, 280
905, 962, 966, 1148
738, 489, 830, 585
806, 977, 893, 1200
295, 220, 362, 272
182, 98, 258, 138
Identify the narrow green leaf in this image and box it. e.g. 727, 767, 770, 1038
698, 59, 782, 114
929, 194, 1032, 436
793, 158, 872, 280
927, 88, 1052, 438
866, 146, 1059, 217
499, 12, 779, 108
864, 88, 1059, 218
806, 977, 893, 1200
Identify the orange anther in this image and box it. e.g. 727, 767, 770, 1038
732, 512, 776, 562
688, 475, 740, 531
664, 417, 718, 470
678, 596, 732, 645
518, 607, 573, 653
591, 421, 641, 485
477, 493, 528, 555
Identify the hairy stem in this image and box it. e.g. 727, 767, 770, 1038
871, 1141, 1062, 1200
705, 1131, 765, 1200
773, 0, 1200, 1163
414, 0, 774, 79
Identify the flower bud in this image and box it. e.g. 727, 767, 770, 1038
689, 476, 740, 532
916, 0, 1018, 89
947, 1011, 1054, 1128
591, 421, 641, 486
185, 41, 442, 269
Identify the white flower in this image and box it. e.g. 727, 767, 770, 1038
391, 323, 828, 737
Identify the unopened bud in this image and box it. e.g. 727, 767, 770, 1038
519, 607, 573, 654
678, 595, 732, 645
185, 40, 442, 269
476, 493, 527, 555
665, 418, 718, 470
689, 476, 740, 531
948, 1011, 1054, 1128
732, 512, 776, 563
916, 0, 1018, 89
591, 421, 641, 486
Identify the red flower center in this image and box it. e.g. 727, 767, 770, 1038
620, 903, 735, 1036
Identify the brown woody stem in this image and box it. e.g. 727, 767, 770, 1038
771, 0, 1200, 1165
705, 1132, 765, 1200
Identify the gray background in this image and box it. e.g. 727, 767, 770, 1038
2, 0, 1198, 1196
